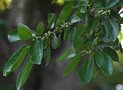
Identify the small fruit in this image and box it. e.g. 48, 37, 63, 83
56, 0, 65, 6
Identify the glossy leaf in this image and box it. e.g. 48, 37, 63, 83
106, 0, 120, 8
51, 33, 59, 49
3, 45, 28, 76
57, 48, 75, 62
108, 19, 119, 41
94, 51, 113, 75
78, 58, 94, 84
102, 18, 119, 42
8, 30, 21, 42
16, 57, 33, 90
29, 39, 43, 65
18, 23, 32, 40
48, 13, 56, 29
36, 22, 44, 35
70, 15, 81, 24
64, 54, 81, 76
44, 39, 51, 66
56, 0, 74, 27
103, 47, 119, 62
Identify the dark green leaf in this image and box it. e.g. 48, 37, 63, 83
44, 39, 51, 66
56, 48, 75, 62
64, 54, 81, 76
16, 57, 33, 90
78, 58, 94, 84
29, 39, 43, 65
64, 27, 71, 40
8, 30, 21, 42
58, 34, 62, 47
106, 0, 120, 8
48, 13, 56, 29
103, 47, 119, 62
70, 15, 81, 24
3, 45, 28, 76
36, 22, 44, 35
18, 23, 33, 40
51, 33, 59, 49
56, 0, 74, 27
76, 24, 86, 37
69, 27, 76, 43
94, 51, 113, 75
102, 18, 119, 42
108, 19, 119, 41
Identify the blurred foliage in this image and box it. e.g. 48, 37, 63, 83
0, 0, 12, 10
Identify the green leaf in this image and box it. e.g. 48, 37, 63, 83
3, 45, 28, 76
106, 0, 120, 8
108, 19, 119, 41
103, 47, 119, 62
56, 0, 74, 27
8, 30, 21, 42
64, 54, 81, 76
102, 18, 119, 42
36, 22, 44, 35
76, 25, 86, 37
56, 48, 75, 62
64, 27, 71, 40
73, 37, 89, 54
78, 58, 94, 84
94, 51, 113, 75
44, 39, 51, 66
70, 15, 81, 24
48, 13, 56, 29
29, 39, 43, 65
51, 33, 59, 49
18, 23, 33, 40
16, 57, 33, 90
69, 27, 76, 43
58, 34, 62, 47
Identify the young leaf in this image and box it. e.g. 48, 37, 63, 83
51, 33, 59, 49
48, 13, 56, 29
16, 57, 33, 90
36, 22, 44, 35
18, 23, 33, 40
103, 47, 119, 62
44, 39, 51, 66
29, 39, 43, 65
94, 51, 113, 75
3, 45, 28, 76
64, 54, 81, 76
56, 0, 74, 27
78, 58, 94, 84
8, 30, 21, 42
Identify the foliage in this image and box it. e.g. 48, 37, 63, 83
0, 0, 12, 10
3, 0, 123, 90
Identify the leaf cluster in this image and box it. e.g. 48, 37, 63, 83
3, 0, 123, 89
